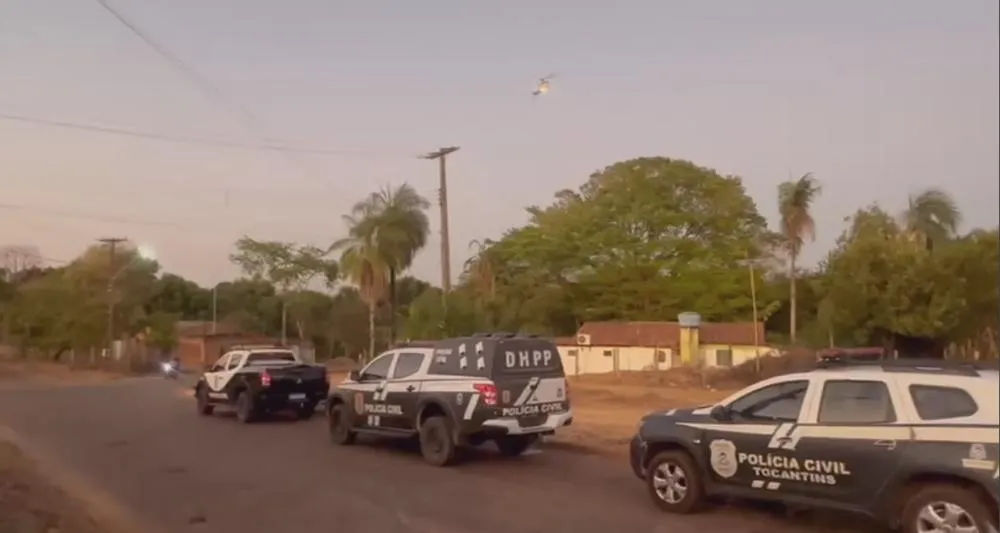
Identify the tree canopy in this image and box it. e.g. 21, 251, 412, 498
1, 155, 995, 363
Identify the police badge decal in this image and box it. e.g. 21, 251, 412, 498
710, 439, 738, 479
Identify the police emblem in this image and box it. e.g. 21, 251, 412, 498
353, 392, 364, 415
456, 393, 464, 405
709, 439, 738, 479
970, 443, 987, 461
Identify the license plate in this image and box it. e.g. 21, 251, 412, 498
289, 393, 306, 401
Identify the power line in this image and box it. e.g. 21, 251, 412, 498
0, 112, 407, 159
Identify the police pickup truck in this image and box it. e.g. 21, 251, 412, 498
325, 333, 573, 466
630, 358, 999, 533
194, 345, 329, 423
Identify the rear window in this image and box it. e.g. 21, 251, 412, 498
246, 352, 296, 364
909, 385, 979, 420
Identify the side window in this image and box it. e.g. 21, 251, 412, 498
361, 353, 393, 381
392, 352, 425, 379
909, 385, 979, 420
818, 380, 896, 424
728, 380, 809, 422
212, 354, 231, 371
226, 354, 244, 371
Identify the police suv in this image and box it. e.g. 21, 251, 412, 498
629, 358, 999, 533
325, 333, 573, 466
194, 345, 329, 423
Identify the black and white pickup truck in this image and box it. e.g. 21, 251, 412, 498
194, 345, 329, 423
325, 333, 573, 466
629, 358, 999, 533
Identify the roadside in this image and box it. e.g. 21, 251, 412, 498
0, 441, 132, 533
0, 359, 125, 387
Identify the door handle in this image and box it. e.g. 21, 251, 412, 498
873, 440, 897, 450
406, 385, 415, 392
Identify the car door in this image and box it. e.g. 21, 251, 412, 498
789, 377, 910, 506
700, 378, 814, 492
381, 351, 427, 431
218, 352, 246, 395
353, 352, 395, 429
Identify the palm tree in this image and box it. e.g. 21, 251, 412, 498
778, 172, 822, 344
330, 221, 387, 361
345, 184, 430, 344
901, 188, 961, 251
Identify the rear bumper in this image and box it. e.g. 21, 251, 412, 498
629, 435, 646, 479
256, 389, 325, 410
478, 409, 574, 436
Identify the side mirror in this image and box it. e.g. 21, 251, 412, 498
709, 405, 731, 421
347, 370, 361, 382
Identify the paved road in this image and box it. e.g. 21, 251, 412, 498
0, 378, 873, 533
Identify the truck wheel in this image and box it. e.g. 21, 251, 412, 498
235, 391, 258, 424
419, 416, 458, 467
645, 451, 706, 514
327, 403, 356, 445
899, 483, 996, 533
495, 435, 534, 457
195, 386, 214, 416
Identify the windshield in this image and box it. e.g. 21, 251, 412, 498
246, 352, 296, 364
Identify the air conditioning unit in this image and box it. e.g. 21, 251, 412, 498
576, 334, 591, 346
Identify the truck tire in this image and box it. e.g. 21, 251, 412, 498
495, 435, 534, 457
419, 415, 458, 467
327, 403, 356, 445
235, 391, 258, 424
899, 483, 996, 533
645, 450, 706, 514
195, 386, 214, 416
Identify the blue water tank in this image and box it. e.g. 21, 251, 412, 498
677, 312, 701, 328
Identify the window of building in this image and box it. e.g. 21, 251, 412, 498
656, 350, 667, 363
715, 349, 733, 367
818, 380, 896, 424
567, 349, 579, 356
909, 385, 978, 420
603, 350, 613, 357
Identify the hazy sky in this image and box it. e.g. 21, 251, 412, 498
2, 1, 997, 286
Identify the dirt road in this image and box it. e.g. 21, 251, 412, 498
0, 378, 872, 533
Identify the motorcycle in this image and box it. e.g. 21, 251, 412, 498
161, 361, 179, 380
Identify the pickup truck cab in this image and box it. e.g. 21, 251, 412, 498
194, 345, 329, 423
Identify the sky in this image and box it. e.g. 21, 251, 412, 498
1, 0, 998, 287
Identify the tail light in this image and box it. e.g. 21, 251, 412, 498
473, 383, 498, 406
261, 371, 272, 388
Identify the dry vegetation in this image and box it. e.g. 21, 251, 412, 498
0, 442, 128, 533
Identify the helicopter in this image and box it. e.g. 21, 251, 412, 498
532, 73, 557, 96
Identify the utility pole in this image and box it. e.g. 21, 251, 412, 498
422, 146, 460, 296
99, 237, 127, 357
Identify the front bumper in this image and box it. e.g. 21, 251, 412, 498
629, 434, 646, 479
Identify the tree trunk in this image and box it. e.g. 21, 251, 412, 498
367, 301, 376, 363
388, 268, 397, 346
789, 254, 798, 344
280, 300, 288, 345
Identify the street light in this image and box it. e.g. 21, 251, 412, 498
106, 244, 156, 357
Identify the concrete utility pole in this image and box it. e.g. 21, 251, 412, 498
422, 146, 460, 295
99, 237, 127, 356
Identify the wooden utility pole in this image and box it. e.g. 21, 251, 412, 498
422, 146, 460, 296
99, 237, 127, 356
747, 251, 761, 373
